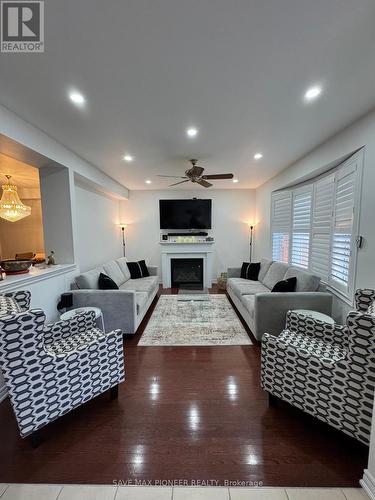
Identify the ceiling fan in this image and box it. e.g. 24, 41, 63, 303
157, 159, 234, 188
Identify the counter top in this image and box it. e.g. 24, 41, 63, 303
0, 264, 77, 292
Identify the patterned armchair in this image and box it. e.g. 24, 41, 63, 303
0, 290, 125, 446
261, 289, 375, 445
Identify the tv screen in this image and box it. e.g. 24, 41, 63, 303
159, 199, 212, 230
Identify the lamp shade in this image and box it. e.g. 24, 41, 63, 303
0, 176, 31, 222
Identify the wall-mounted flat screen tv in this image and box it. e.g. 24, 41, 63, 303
159, 199, 212, 229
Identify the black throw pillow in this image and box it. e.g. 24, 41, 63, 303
138, 260, 150, 277
127, 261, 143, 279
240, 262, 261, 281
98, 273, 119, 290
271, 277, 297, 293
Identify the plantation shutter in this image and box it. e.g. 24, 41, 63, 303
330, 161, 357, 293
291, 187, 312, 269
271, 191, 292, 263
310, 175, 335, 280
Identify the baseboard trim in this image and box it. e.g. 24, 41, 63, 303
0, 384, 8, 403
360, 469, 375, 499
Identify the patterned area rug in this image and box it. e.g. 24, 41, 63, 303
138, 294, 252, 346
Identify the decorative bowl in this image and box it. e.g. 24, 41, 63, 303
0, 259, 33, 275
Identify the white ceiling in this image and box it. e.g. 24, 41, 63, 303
0, 153, 40, 190
1, 0, 375, 191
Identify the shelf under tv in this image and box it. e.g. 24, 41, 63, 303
159, 241, 215, 245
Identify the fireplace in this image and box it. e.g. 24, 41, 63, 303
171, 258, 204, 289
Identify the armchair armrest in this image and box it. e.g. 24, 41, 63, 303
254, 292, 333, 341
43, 310, 96, 345
227, 267, 242, 278
70, 289, 137, 334
285, 310, 348, 346
147, 265, 159, 277
4, 290, 31, 311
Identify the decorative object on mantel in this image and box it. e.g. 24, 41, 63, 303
118, 223, 127, 257
217, 272, 227, 290
47, 251, 56, 266
0, 175, 31, 222
0, 259, 33, 275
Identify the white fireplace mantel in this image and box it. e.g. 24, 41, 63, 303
160, 242, 214, 288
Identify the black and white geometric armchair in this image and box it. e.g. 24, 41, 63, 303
261, 289, 375, 445
0, 290, 125, 446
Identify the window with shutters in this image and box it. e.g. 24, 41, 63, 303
271, 192, 292, 263
270, 150, 362, 301
291, 188, 312, 269
330, 164, 357, 294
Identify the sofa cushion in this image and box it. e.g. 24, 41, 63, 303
258, 259, 273, 282
102, 260, 126, 287
120, 276, 159, 295
116, 257, 131, 282
262, 262, 289, 290
284, 267, 320, 292
229, 279, 270, 300
98, 272, 119, 290
242, 295, 255, 319
75, 267, 104, 289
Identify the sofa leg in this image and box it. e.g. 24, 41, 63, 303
268, 393, 278, 406
110, 385, 119, 400
30, 430, 42, 448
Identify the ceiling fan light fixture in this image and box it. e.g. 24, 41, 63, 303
0, 175, 32, 222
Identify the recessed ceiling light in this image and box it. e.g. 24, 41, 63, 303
145, 179, 152, 184
123, 155, 134, 162
304, 85, 322, 102
253, 153, 263, 160
233, 179, 239, 183
186, 127, 198, 138
68, 90, 86, 106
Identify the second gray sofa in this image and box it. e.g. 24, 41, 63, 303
70, 258, 159, 334
227, 259, 332, 341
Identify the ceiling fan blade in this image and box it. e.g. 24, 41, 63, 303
196, 179, 212, 188
202, 173, 234, 180
189, 166, 204, 177
169, 179, 191, 187
157, 175, 187, 178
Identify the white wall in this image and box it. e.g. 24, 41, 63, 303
254, 108, 375, 319
120, 189, 256, 280
74, 183, 122, 272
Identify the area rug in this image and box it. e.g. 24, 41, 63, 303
138, 294, 252, 346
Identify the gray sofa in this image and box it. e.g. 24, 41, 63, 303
70, 258, 159, 334
227, 259, 332, 341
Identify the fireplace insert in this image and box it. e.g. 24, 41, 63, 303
171, 258, 204, 289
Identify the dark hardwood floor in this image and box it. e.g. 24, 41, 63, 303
0, 286, 369, 486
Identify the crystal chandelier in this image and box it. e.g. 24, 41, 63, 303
0, 175, 32, 222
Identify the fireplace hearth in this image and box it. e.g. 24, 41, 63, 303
171, 258, 204, 289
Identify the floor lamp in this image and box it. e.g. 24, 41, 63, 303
248, 223, 254, 263
118, 223, 127, 257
